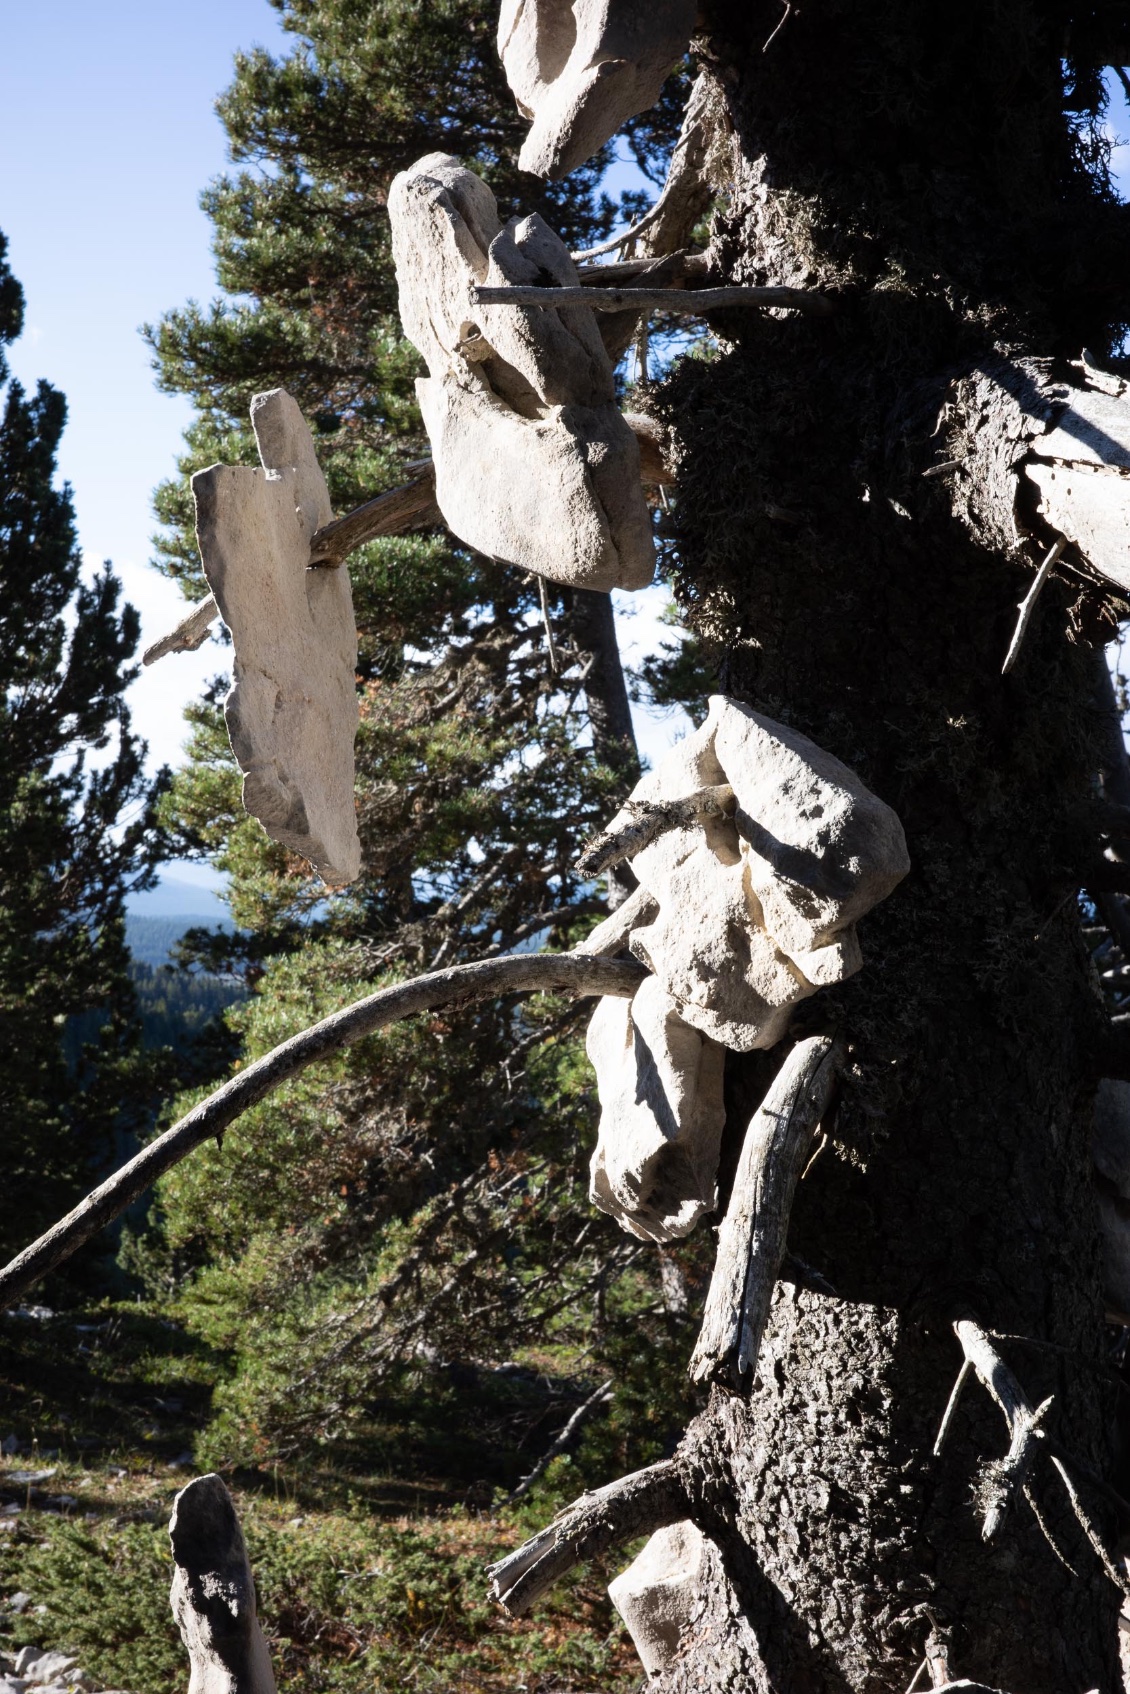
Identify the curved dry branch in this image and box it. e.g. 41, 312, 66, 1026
689, 1036, 843, 1388
0, 952, 646, 1312
487, 1458, 688, 1616
576, 783, 735, 878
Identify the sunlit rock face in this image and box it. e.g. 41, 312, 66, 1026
192, 388, 361, 887
498, 0, 698, 180
388, 152, 654, 591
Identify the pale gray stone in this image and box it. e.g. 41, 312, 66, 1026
608, 1520, 706, 1676
596, 696, 909, 1052
1023, 381, 1130, 594
388, 153, 654, 590
711, 696, 911, 963
13, 1654, 77, 1686
586, 977, 726, 1242
498, 0, 699, 180
192, 389, 361, 886
169, 1474, 276, 1694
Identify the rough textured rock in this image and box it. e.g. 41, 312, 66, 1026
169, 1473, 276, 1694
192, 389, 361, 885
1023, 380, 1130, 594
388, 153, 654, 590
586, 975, 726, 1241
608, 1520, 707, 1677
498, 0, 698, 180
606, 697, 908, 1051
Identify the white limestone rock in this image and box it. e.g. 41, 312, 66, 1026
608, 1520, 706, 1677
498, 0, 699, 180
587, 976, 726, 1241
601, 697, 908, 1049
388, 152, 654, 591
192, 389, 361, 886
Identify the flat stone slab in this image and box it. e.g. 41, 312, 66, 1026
587, 976, 726, 1241
192, 388, 361, 885
388, 152, 654, 591
498, 0, 698, 179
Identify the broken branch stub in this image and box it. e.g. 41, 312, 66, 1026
688, 1035, 842, 1388
169, 1473, 276, 1694
192, 388, 361, 886
472, 284, 835, 316
498, 0, 698, 180
388, 153, 654, 592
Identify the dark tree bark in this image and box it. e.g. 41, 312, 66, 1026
645, 4, 1130, 1688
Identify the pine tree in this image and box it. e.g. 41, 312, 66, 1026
140, 1, 701, 1477
0, 231, 163, 1266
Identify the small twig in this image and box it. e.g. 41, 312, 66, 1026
504, 1380, 614, 1505
1048, 1455, 1130, 1595
1115, 66, 1130, 107
953, 1318, 1050, 1538
762, 0, 793, 52
537, 576, 559, 676
142, 595, 219, 666
1022, 1481, 1079, 1575
1001, 537, 1066, 675
904, 1658, 930, 1694
576, 784, 735, 878
487, 1459, 688, 1615
0, 951, 647, 1312
472, 285, 836, 317
921, 458, 963, 479
688, 1036, 843, 1389
932, 1357, 973, 1456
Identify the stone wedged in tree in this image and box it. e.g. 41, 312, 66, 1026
607, 1520, 707, 1677
600, 696, 908, 1050
388, 152, 654, 590
169, 1473, 276, 1694
1023, 380, 1130, 592
497, 0, 699, 180
191, 388, 361, 886
586, 976, 726, 1241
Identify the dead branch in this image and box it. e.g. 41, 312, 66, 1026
0, 952, 647, 1312
576, 251, 711, 288
308, 462, 441, 566
142, 595, 219, 666
169, 1473, 276, 1693
688, 1036, 843, 1388
576, 783, 735, 878
472, 284, 836, 317
487, 1459, 688, 1616
953, 1318, 1052, 1538
504, 1379, 614, 1506
1000, 537, 1066, 674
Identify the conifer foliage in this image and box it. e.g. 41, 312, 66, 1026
142, 2, 699, 1477
0, 232, 163, 1261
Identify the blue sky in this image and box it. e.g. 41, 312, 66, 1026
1, 12, 1127, 798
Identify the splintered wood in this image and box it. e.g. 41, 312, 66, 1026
388, 153, 654, 591
169, 1473, 276, 1694
192, 388, 362, 886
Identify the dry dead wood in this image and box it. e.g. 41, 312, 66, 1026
473, 284, 835, 316
487, 1458, 689, 1615
575, 783, 736, 878
688, 1036, 843, 1388
169, 1473, 276, 1694
141, 595, 219, 665
0, 952, 646, 1312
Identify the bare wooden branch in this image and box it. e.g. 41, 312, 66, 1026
0, 952, 647, 1312
932, 1357, 974, 1456
576, 251, 711, 288
504, 1379, 614, 1506
472, 284, 836, 317
142, 594, 219, 666
1000, 537, 1066, 674
308, 462, 441, 565
688, 1036, 843, 1389
576, 882, 659, 957
487, 1459, 688, 1616
576, 783, 736, 878
169, 1473, 276, 1693
953, 1318, 1051, 1539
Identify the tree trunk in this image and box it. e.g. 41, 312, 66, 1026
653, 4, 1130, 1687
571, 586, 643, 906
